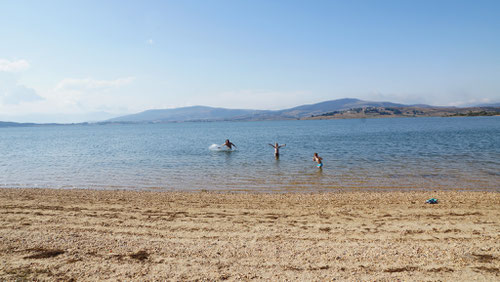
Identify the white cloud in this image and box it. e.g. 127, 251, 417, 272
36, 76, 138, 117
147, 39, 154, 45
0, 59, 30, 72
55, 77, 135, 91
0, 84, 44, 105
0, 77, 136, 122
0, 74, 44, 105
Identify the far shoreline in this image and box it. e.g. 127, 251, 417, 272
2, 187, 500, 195
1, 186, 499, 194
1, 110, 499, 128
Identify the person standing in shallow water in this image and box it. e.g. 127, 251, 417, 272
222, 139, 236, 149
269, 143, 286, 159
313, 152, 323, 168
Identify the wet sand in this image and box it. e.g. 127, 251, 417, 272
0, 188, 499, 281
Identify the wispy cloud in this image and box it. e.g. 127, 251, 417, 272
0, 84, 44, 105
0, 63, 137, 122
199, 89, 312, 110
55, 77, 135, 91
0, 59, 30, 72
0, 72, 44, 105
147, 39, 154, 45
45, 77, 137, 114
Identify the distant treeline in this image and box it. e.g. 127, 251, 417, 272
313, 107, 427, 117
449, 110, 500, 117
310, 106, 500, 119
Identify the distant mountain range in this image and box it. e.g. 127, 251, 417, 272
107, 98, 428, 123
1, 98, 499, 127
107, 106, 269, 123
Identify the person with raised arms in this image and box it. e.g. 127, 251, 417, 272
269, 142, 286, 159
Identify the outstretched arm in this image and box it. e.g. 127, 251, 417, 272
269, 144, 276, 148
279, 144, 286, 148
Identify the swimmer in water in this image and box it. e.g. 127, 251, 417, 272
222, 139, 236, 149
269, 142, 286, 159
313, 152, 323, 168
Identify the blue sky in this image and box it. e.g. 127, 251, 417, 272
1, 0, 499, 122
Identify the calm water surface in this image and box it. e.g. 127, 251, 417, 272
1, 117, 499, 192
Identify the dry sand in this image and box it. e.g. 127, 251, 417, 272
0, 188, 499, 281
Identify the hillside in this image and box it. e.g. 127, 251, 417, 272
306, 106, 500, 120
107, 106, 270, 122
107, 98, 421, 123
274, 98, 409, 119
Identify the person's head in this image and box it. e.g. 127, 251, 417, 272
275, 142, 279, 146
225, 139, 229, 143
314, 152, 318, 157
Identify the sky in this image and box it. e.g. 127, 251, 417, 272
1, 0, 499, 123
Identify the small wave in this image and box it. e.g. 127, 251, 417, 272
209, 144, 235, 151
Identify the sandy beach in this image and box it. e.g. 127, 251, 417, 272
0, 188, 499, 281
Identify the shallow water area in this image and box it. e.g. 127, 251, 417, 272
1, 117, 499, 192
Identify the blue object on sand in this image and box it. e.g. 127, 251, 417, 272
426, 198, 438, 204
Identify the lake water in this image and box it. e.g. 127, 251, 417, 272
1, 117, 499, 192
